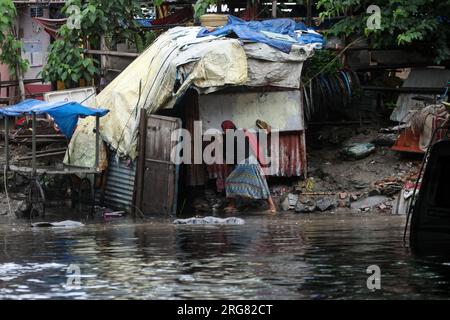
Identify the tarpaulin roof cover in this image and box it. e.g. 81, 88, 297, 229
0, 99, 109, 137
197, 16, 324, 53
0, 99, 43, 116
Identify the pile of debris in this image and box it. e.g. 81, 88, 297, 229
275, 124, 422, 214
0, 117, 67, 167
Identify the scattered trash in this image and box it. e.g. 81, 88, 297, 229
103, 211, 125, 220
350, 196, 388, 210
337, 198, 350, 208
339, 192, 347, 200
340, 143, 376, 160
31, 220, 84, 228
374, 173, 418, 196
391, 182, 418, 215
372, 133, 398, 147
173, 216, 245, 225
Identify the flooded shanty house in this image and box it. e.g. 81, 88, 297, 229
63, 18, 323, 216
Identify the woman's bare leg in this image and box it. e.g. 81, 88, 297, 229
267, 196, 277, 213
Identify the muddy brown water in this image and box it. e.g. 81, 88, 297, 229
1, 213, 450, 299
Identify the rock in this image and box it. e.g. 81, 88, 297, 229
295, 196, 316, 213
295, 201, 316, 213
350, 194, 359, 201
368, 189, 381, 196
316, 197, 337, 211
287, 193, 298, 208
340, 143, 376, 160
372, 133, 397, 147
14, 200, 30, 218
352, 180, 368, 189
280, 196, 291, 211
350, 195, 388, 210
17, 200, 29, 212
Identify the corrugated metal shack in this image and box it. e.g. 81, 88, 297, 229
65, 18, 323, 215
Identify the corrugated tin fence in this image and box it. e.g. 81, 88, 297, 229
99, 152, 137, 212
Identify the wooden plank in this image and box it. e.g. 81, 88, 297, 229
84, 49, 139, 58
9, 165, 98, 175
17, 150, 66, 161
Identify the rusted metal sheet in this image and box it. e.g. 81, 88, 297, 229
206, 131, 306, 179
274, 131, 306, 177
102, 153, 137, 212
136, 114, 182, 216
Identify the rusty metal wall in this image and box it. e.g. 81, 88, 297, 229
205, 131, 306, 179
101, 153, 137, 212
274, 131, 306, 177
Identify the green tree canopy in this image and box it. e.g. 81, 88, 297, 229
40, 0, 153, 88
317, 0, 450, 64
0, 0, 29, 75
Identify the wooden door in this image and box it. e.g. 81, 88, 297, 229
136, 113, 181, 216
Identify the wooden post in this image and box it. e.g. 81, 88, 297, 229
95, 113, 100, 170
217, 0, 222, 13
100, 35, 108, 72
16, 64, 25, 101
4, 116, 9, 171
271, 0, 277, 18
133, 108, 147, 216
307, 0, 312, 27
31, 112, 36, 177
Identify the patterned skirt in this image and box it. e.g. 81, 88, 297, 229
225, 163, 270, 200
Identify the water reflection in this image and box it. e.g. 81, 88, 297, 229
1, 213, 450, 299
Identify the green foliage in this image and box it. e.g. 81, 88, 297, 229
317, 0, 450, 64
302, 50, 343, 81
194, 0, 217, 19
40, 30, 99, 88
135, 31, 157, 53
0, 0, 29, 75
40, 0, 144, 87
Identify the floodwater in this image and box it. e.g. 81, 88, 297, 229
1, 213, 450, 300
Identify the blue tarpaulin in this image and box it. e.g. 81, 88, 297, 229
0, 99, 109, 138
0, 99, 43, 117
197, 16, 324, 53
